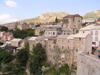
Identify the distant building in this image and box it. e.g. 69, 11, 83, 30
45, 25, 62, 37
82, 18, 96, 23
11, 38, 22, 47
0, 32, 13, 41
58, 14, 82, 31
40, 22, 55, 28
35, 27, 45, 35
17, 22, 29, 30
29, 23, 35, 29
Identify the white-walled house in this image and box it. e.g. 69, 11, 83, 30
79, 23, 100, 47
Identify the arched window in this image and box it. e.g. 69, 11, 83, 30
95, 37, 98, 41
67, 46, 69, 49
95, 31, 98, 35
91, 31, 93, 35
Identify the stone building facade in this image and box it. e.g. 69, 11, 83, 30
40, 22, 55, 28
17, 23, 29, 30
45, 25, 62, 37
58, 14, 82, 34
11, 38, 22, 47
28, 33, 92, 67
35, 27, 45, 35
56, 33, 92, 66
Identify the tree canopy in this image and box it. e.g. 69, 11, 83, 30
0, 26, 8, 32
29, 43, 47, 75
0, 49, 14, 64
16, 49, 28, 67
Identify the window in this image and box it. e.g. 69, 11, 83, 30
45, 45, 46, 47
48, 32, 50, 35
91, 31, 93, 35
67, 46, 69, 49
92, 42, 96, 45
79, 38, 81, 41
76, 49, 78, 52
95, 37, 98, 41
78, 20, 80, 22
83, 31, 84, 33
67, 33, 70, 35
73, 29, 74, 31
62, 46, 64, 49
95, 31, 98, 35
53, 32, 55, 35
54, 46, 55, 48
64, 33, 66, 35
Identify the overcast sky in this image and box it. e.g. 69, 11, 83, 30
0, 0, 100, 24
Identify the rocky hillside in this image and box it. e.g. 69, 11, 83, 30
83, 10, 100, 18
19, 12, 69, 23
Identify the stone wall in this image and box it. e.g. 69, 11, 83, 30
77, 52, 100, 75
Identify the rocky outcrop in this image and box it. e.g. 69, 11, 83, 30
19, 12, 69, 23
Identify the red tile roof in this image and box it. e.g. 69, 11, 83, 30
64, 14, 82, 18
97, 20, 100, 22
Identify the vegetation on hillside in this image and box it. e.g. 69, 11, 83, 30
0, 26, 8, 32
55, 17, 59, 24
9, 28, 35, 39
29, 43, 47, 75
43, 64, 71, 75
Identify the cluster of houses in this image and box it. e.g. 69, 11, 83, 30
1, 14, 100, 75
1, 22, 35, 30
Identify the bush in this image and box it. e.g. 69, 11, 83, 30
42, 61, 50, 68
11, 68, 19, 74
0, 42, 3, 45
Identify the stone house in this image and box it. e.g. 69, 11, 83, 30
61, 28, 71, 35
56, 33, 92, 66
40, 22, 55, 28
10, 38, 22, 47
28, 37, 38, 51
17, 22, 29, 30
1, 32, 14, 41
73, 33, 92, 63
45, 25, 62, 37
1, 22, 19, 30
29, 23, 35, 29
58, 14, 82, 34
35, 27, 45, 35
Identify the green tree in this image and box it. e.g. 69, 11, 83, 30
24, 41, 30, 57
55, 17, 59, 24
0, 26, 8, 31
0, 49, 14, 64
29, 43, 47, 75
16, 49, 28, 67
36, 24, 40, 27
